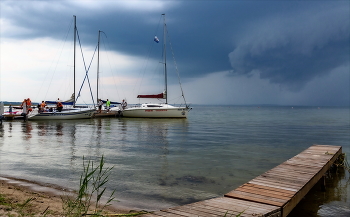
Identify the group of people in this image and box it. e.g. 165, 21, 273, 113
97, 99, 127, 113
20, 97, 127, 114
98, 99, 111, 113
37, 98, 63, 113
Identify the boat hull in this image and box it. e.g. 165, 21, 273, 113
122, 106, 188, 118
2, 112, 24, 120
28, 108, 95, 120
93, 110, 120, 118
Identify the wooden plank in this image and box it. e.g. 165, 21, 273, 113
259, 172, 314, 184
169, 205, 229, 216
257, 169, 314, 182
193, 197, 280, 217
225, 190, 286, 206
143, 212, 184, 217
234, 185, 292, 200
265, 166, 318, 176
143, 197, 281, 217
201, 198, 272, 214
154, 209, 193, 217
237, 184, 294, 198
251, 176, 305, 189
215, 197, 279, 212
248, 180, 298, 192
240, 183, 295, 196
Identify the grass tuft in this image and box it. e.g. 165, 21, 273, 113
62, 155, 116, 217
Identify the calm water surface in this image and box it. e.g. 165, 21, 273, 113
0, 105, 349, 215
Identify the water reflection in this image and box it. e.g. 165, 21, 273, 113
110, 118, 190, 204
56, 122, 63, 136
121, 118, 189, 154
95, 118, 102, 157
289, 168, 350, 217
0, 124, 4, 139
21, 122, 32, 140
37, 122, 47, 136
8, 122, 12, 136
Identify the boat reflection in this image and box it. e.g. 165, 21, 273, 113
0, 124, 4, 139
21, 122, 32, 140
120, 118, 189, 152
56, 122, 63, 136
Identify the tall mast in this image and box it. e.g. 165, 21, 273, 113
73, 15, 76, 107
97, 30, 101, 104
162, 14, 167, 104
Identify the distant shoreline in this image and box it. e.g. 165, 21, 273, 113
1, 101, 349, 107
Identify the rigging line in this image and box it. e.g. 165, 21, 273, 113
41, 17, 74, 101
75, 29, 96, 106
76, 44, 97, 106
100, 32, 121, 100
166, 27, 188, 106
134, 15, 163, 97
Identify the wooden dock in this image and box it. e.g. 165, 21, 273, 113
141, 145, 342, 217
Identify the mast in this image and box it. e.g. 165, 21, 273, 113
97, 30, 101, 104
162, 14, 167, 104
73, 15, 76, 107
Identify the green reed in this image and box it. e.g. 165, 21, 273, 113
62, 155, 116, 216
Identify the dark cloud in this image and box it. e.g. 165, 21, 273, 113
229, 2, 349, 92
2, 0, 349, 98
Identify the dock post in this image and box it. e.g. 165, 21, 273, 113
321, 174, 326, 192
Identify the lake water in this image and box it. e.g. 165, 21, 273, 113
0, 105, 349, 215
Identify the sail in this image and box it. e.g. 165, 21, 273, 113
137, 93, 164, 99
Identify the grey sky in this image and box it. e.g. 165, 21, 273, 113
0, 0, 349, 106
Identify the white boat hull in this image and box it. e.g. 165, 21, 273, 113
28, 108, 95, 120
122, 104, 188, 118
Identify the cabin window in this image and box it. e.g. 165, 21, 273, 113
147, 105, 162, 108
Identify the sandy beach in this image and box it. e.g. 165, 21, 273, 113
0, 176, 136, 216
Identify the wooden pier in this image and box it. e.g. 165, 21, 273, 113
141, 145, 342, 217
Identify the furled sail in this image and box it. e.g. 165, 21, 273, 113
137, 93, 164, 99
101, 100, 120, 104
45, 93, 75, 105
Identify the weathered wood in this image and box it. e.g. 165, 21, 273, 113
141, 145, 341, 217
282, 145, 342, 217
226, 145, 342, 217
143, 197, 281, 217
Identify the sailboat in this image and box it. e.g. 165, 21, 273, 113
93, 30, 121, 118
28, 16, 95, 120
122, 14, 191, 118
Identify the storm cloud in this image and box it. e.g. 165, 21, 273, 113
1, 1, 349, 105
229, 2, 349, 91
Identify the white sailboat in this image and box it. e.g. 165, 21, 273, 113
28, 16, 95, 120
122, 14, 191, 118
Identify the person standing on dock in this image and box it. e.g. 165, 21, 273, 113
106, 99, 111, 111
21, 99, 27, 115
56, 101, 63, 112
26, 98, 32, 114
98, 99, 103, 113
40, 101, 46, 113
121, 99, 127, 110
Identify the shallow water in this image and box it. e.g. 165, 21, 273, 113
0, 105, 349, 214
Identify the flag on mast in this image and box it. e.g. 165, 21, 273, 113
154, 36, 160, 43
